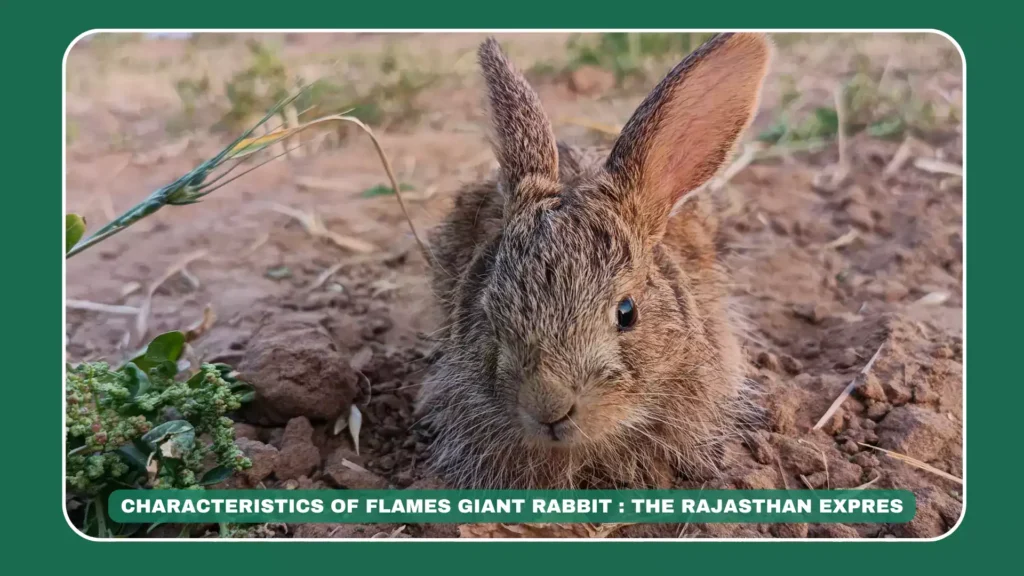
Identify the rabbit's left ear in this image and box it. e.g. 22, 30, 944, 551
478, 37, 560, 202
606, 33, 771, 230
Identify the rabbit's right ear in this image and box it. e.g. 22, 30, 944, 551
478, 37, 560, 203
606, 33, 771, 239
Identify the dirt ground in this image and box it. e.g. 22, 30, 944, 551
64, 32, 963, 539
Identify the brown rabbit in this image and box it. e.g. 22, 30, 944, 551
416, 33, 773, 489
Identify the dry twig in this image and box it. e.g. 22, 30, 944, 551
857, 443, 962, 484
66, 299, 141, 316
135, 250, 209, 343
813, 341, 886, 431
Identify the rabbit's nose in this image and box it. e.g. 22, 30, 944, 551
520, 398, 574, 428
535, 404, 574, 427
517, 377, 575, 431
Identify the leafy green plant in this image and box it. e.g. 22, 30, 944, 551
169, 74, 212, 134
66, 331, 255, 538
220, 40, 290, 131
65, 214, 86, 254
361, 182, 415, 198
758, 65, 956, 146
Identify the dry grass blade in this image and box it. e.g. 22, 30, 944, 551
883, 136, 929, 177
678, 480, 708, 537
813, 340, 886, 431
824, 228, 859, 250
853, 470, 882, 490
334, 115, 428, 259
295, 176, 347, 192
708, 143, 761, 193
185, 304, 216, 342
66, 299, 141, 315
135, 249, 209, 343
857, 443, 962, 484
912, 291, 951, 307
775, 455, 790, 490
261, 202, 377, 254
913, 157, 962, 177
305, 263, 345, 294
238, 114, 428, 260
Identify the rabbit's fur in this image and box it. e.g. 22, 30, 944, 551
416, 33, 772, 489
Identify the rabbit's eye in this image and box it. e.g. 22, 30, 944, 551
616, 297, 637, 331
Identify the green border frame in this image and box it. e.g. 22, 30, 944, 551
16, 0, 1009, 570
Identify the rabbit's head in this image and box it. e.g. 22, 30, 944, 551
420, 34, 772, 488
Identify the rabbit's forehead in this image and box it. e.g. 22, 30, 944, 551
487, 205, 631, 318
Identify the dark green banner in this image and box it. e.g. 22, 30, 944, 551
109, 489, 915, 524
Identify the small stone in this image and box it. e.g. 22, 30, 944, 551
234, 438, 278, 486
838, 440, 860, 454
913, 382, 940, 404
843, 185, 868, 205
282, 416, 315, 446
734, 466, 779, 490
805, 471, 828, 489
810, 524, 859, 538
852, 453, 880, 468
775, 436, 824, 475
273, 417, 322, 481
845, 204, 874, 230
756, 351, 781, 372
771, 523, 808, 538
883, 378, 913, 406
866, 402, 892, 421
780, 355, 804, 375
801, 340, 822, 360
233, 422, 260, 440
877, 405, 959, 461
238, 314, 359, 425
834, 348, 859, 369
882, 280, 909, 302
745, 431, 775, 465
324, 448, 389, 489
793, 303, 828, 324
932, 345, 954, 359
394, 470, 415, 487
274, 443, 321, 481
856, 374, 887, 402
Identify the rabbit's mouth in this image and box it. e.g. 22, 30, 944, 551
516, 404, 594, 448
